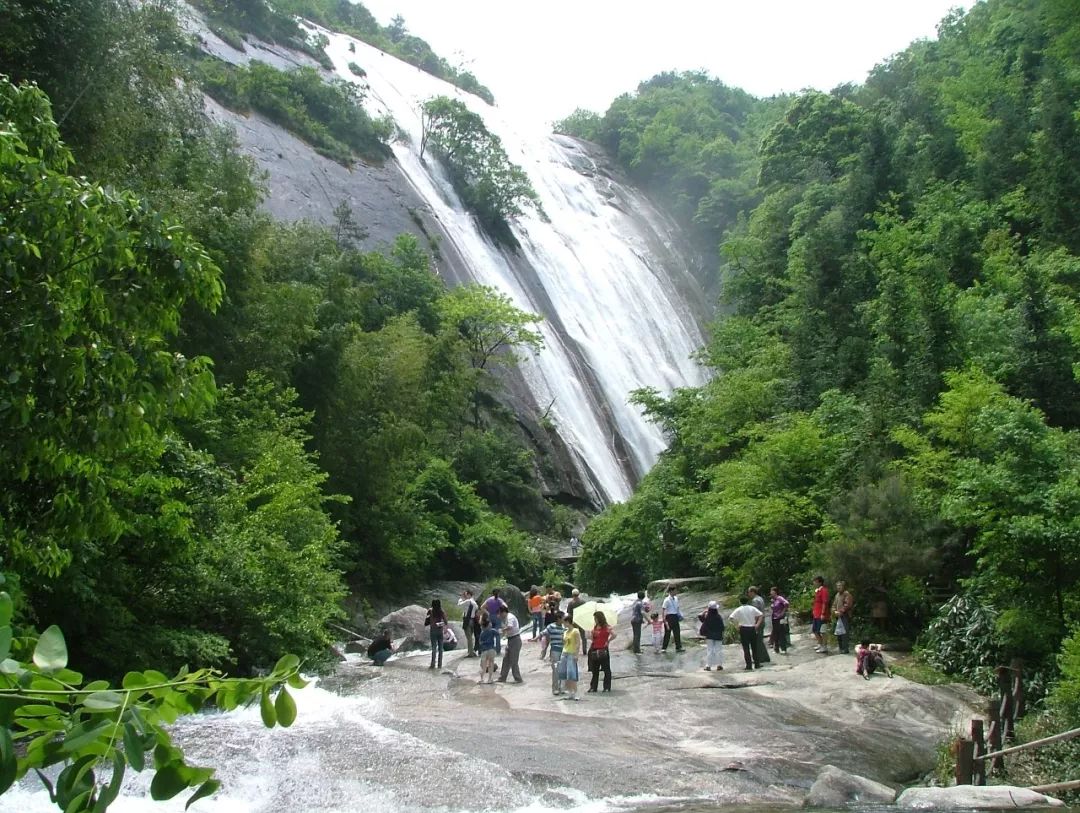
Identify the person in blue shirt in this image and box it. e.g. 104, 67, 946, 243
477, 617, 498, 684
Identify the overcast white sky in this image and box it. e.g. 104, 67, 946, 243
358, 1, 972, 126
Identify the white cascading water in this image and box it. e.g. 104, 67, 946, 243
315, 26, 707, 504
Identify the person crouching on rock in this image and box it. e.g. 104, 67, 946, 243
442, 624, 458, 652
477, 617, 498, 684
559, 614, 581, 701
367, 629, 393, 666
855, 640, 893, 679
587, 611, 615, 693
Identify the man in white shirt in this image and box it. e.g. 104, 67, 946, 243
661, 585, 685, 652
497, 607, 524, 683
729, 596, 764, 671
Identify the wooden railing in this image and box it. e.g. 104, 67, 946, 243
954, 663, 1080, 791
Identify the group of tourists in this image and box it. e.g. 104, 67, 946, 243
368, 575, 890, 685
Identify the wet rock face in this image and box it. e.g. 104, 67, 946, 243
804, 765, 897, 807
896, 785, 1065, 809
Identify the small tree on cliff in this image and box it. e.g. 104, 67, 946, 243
420, 95, 541, 237
437, 284, 543, 428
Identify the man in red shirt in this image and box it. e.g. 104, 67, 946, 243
812, 576, 830, 654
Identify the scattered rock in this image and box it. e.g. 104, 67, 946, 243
343, 638, 371, 654
896, 785, 1064, 809
379, 605, 428, 640
804, 765, 896, 807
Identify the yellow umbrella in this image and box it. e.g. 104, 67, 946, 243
571, 600, 619, 632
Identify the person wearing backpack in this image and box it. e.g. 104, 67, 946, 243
698, 601, 725, 671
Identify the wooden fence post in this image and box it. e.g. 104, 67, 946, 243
954, 736, 975, 786
1012, 662, 1025, 722
972, 718, 986, 785
988, 702, 1003, 775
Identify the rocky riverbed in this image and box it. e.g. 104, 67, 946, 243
324, 586, 988, 807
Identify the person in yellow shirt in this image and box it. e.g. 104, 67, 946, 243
559, 615, 581, 701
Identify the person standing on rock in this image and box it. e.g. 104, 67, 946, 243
747, 586, 771, 667
728, 595, 764, 671
484, 589, 508, 654
559, 614, 581, 701
528, 587, 544, 641
650, 611, 664, 653
630, 591, 647, 654
497, 606, 524, 683
832, 581, 854, 654
661, 585, 685, 653
587, 610, 616, 693
543, 586, 561, 628
570, 534, 580, 556
477, 617, 498, 684
540, 610, 566, 694
769, 586, 790, 654
425, 599, 448, 670
812, 576, 831, 654
698, 601, 725, 671
458, 589, 479, 657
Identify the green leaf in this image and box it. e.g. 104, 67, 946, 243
0, 627, 11, 662
185, 778, 220, 810
92, 752, 125, 813
53, 668, 84, 686
259, 688, 276, 728
123, 723, 145, 772
32, 625, 68, 671
62, 720, 112, 753
122, 671, 150, 690
82, 690, 125, 711
56, 754, 95, 809
150, 763, 190, 801
142, 670, 168, 685
0, 658, 21, 675
286, 672, 309, 690
0, 592, 12, 627
272, 654, 299, 675
0, 726, 16, 794
274, 687, 297, 727
15, 704, 63, 718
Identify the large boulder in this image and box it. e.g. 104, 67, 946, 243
896, 786, 1064, 809
379, 605, 428, 640
804, 765, 896, 807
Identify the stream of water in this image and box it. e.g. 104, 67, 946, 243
3, 679, 850, 813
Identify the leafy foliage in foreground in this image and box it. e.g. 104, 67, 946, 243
0, 583, 306, 812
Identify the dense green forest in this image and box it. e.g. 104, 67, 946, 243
0, 0, 562, 693
569, 0, 1080, 724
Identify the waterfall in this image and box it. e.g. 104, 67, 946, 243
317, 26, 708, 504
